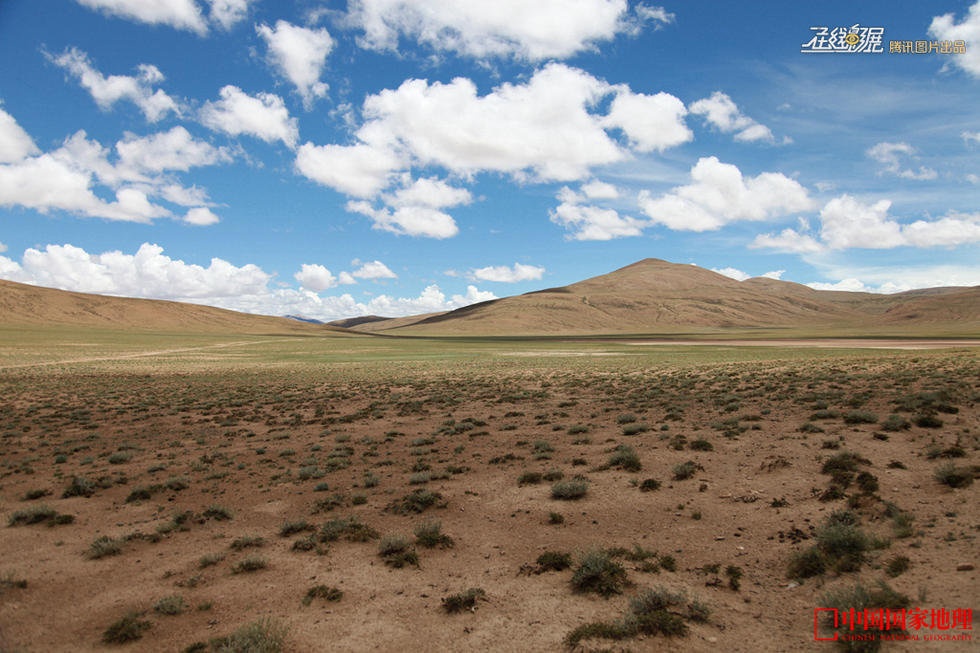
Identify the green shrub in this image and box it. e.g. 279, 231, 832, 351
414, 520, 453, 548
934, 463, 974, 489
87, 536, 122, 559
62, 475, 96, 498
231, 555, 268, 573
639, 478, 661, 492
387, 489, 444, 514
608, 445, 642, 472
551, 479, 588, 500
102, 612, 151, 644
154, 594, 187, 615
518, 471, 542, 486
302, 585, 342, 606
378, 534, 418, 568
672, 461, 699, 480
881, 414, 909, 431
215, 617, 287, 653
442, 588, 486, 613
570, 549, 628, 597
844, 410, 877, 425
536, 551, 572, 571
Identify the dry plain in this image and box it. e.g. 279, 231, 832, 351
0, 329, 977, 653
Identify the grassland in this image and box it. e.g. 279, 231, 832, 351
0, 328, 977, 652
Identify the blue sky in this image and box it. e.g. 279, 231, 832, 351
1, 0, 978, 320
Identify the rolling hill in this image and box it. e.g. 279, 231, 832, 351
334, 259, 980, 337
0, 279, 335, 335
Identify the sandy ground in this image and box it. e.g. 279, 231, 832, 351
0, 350, 977, 652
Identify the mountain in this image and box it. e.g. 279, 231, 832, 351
0, 279, 335, 335
342, 259, 980, 336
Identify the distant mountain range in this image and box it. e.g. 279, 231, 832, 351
2, 259, 977, 337
327, 258, 980, 337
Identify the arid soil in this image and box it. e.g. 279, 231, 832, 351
1, 349, 977, 652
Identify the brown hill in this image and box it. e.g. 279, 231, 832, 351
352, 259, 980, 336
0, 279, 341, 335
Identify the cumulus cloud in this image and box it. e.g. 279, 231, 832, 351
351, 260, 397, 279
74, 0, 208, 34
0, 242, 496, 320
0, 107, 39, 163
345, 0, 670, 61
963, 131, 980, 145
470, 262, 545, 283
49, 47, 180, 122
183, 206, 220, 225
296, 64, 690, 237
602, 88, 692, 152
550, 197, 645, 241
256, 20, 334, 109
580, 179, 619, 199
199, 85, 299, 147
929, 1, 980, 77
208, 0, 252, 30
711, 267, 785, 281
74, 0, 253, 33
688, 91, 774, 142
866, 142, 938, 180
753, 196, 980, 252
0, 114, 225, 223
638, 157, 813, 231
295, 263, 339, 292
749, 228, 825, 253
347, 200, 459, 238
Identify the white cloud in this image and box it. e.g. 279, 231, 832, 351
0, 241, 6, 253
295, 263, 338, 292
297, 63, 688, 212
580, 179, 619, 199
712, 267, 749, 281
352, 260, 397, 279
806, 278, 873, 292
347, 200, 459, 238
638, 156, 813, 231
74, 0, 208, 34
116, 126, 230, 173
866, 142, 937, 180
0, 107, 39, 163
256, 20, 334, 109
295, 143, 402, 197
470, 262, 545, 283
183, 206, 219, 225
967, 173, 980, 184
761, 269, 785, 280
550, 199, 645, 241
929, 2, 980, 77
963, 131, 980, 145
345, 0, 664, 61
749, 228, 825, 253
0, 242, 496, 320
386, 176, 472, 209
753, 196, 980, 252
208, 0, 252, 30
602, 88, 691, 152
0, 120, 224, 224
689, 91, 773, 142
200, 86, 298, 147
50, 47, 180, 122
807, 263, 980, 294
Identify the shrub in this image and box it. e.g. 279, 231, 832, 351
639, 478, 661, 492
102, 612, 151, 644
87, 536, 122, 559
608, 445, 642, 472
672, 461, 699, 481
934, 463, 974, 489
570, 549, 628, 597
203, 504, 233, 521
302, 585, 342, 606
518, 471, 542, 486
199, 553, 225, 568
8, 505, 73, 527
616, 413, 637, 424
215, 617, 287, 653
414, 520, 453, 548
689, 439, 714, 451
442, 588, 486, 613
621, 423, 649, 436
387, 489, 444, 514
536, 551, 572, 571
230, 535, 265, 550
279, 521, 313, 537
231, 555, 268, 573
914, 414, 943, 428
856, 472, 879, 494
844, 410, 877, 425
551, 479, 588, 500
548, 512, 564, 525
881, 414, 909, 431
818, 582, 909, 651
154, 594, 187, 615
378, 534, 418, 568
62, 475, 96, 498
319, 516, 379, 542
885, 555, 911, 578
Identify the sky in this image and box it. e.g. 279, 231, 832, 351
0, 0, 978, 321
